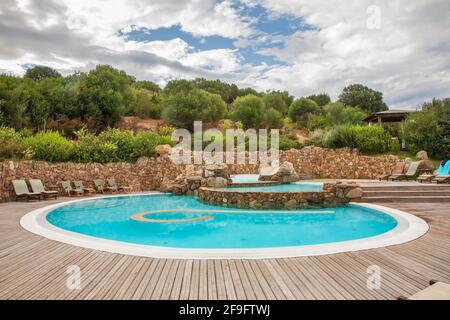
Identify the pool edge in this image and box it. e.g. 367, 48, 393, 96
20, 194, 429, 260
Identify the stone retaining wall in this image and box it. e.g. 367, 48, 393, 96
231, 146, 399, 179
198, 182, 362, 209
0, 147, 398, 202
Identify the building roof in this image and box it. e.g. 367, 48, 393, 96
363, 110, 415, 123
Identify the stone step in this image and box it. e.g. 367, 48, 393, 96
362, 196, 450, 203
363, 190, 450, 197
362, 185, 450, 192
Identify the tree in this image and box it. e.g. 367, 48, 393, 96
0, 75, 30, 129
25, 66, 62, 82
133, 80, 161, 93
404, 112, 450, 159
288, 98, 320, 126
422, 97, 450, 120
307, 93, 331, 107
324, 102, 367, 126
193, 78, 239, 104
78, 65, 135, 128
161, 89, 227, 130
263, 108, 284, 129
341, 106, 367, 125
263, 92, 288, 115
163, 79, 197, 96
237, 87, 261, 97
231, 95, 266, 129
339, 84, 388, 113
130, 88, 162, 119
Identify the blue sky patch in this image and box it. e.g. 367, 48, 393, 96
120, 25, 235, 51
234, 2, 316, 36
118, 1, 315, 66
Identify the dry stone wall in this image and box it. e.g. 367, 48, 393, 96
198, 182, 363, 209
0, 147, 398, 202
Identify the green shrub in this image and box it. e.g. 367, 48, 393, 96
324, 125, 357, 149
157, 135, 175, 146
323, 125, 390, 153
308, 115, 332, 131
0, 126, 25, 159
133, 132, 161, 158
162, 89, 227, 130
404, 112, 449, 159
95, 142, 119, 163
18, 128, 33, 138
98, 129, 135, 162
73, 128, 117, 163
157, 125, 176, 137
132, 89, 162, 119
390, 137, 401, 153
354, 125, 391, 153
288, 98, 320, 126
231, 95, 266, 129
133, 132, 164, 158
305, 129, 326, 147
218, 119, 234, 131
263, 108, 284, 129
279, 136, 303, 150
24, 131, 74, 162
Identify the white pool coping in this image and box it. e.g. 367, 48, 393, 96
20, 193, 429, 260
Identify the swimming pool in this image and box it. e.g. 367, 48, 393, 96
20, 193, 428, 258
227, 182, 323, 192
231, 174, 260, 183
230, 174, 323, 192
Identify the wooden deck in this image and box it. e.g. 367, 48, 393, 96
0, 198, 449, 300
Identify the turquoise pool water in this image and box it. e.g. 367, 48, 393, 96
46, 194, 398, 249
230, 174, 323, 192
231, 174, 260, 183
227, 182, 323, 192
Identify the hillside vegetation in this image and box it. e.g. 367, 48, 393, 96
0, 65, 449, 162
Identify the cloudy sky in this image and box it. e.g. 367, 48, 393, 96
0, 0, 449, 108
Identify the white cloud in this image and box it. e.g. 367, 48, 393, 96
248, 0, 450, 107
181, 49, 241, 73
0, 0, 449, 108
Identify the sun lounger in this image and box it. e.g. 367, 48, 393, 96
94, 180, 117, 194
417, 173, 436, 183
12, 180, 41, 201
29, 179, 58, 199
74, 181, 96, 195
433, 175, 450, 184
379, 162, 406, 181
389, 161, 421, 181
430, 160, 450, 184
61, 181, 84, 197
398, 280, 450, 300
107, 179, 131, 193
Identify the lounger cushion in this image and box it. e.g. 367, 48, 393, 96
408, 282, 450, 300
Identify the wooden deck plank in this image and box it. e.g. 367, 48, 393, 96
233, 260, 257, 300
112, 258, 147, 300
206, 260, 218, 300
188, 260, 200, 300
198, 260, 208, 300
179, 260, 193, 300
0, 199, 449, 300
228, 260, 247, 300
